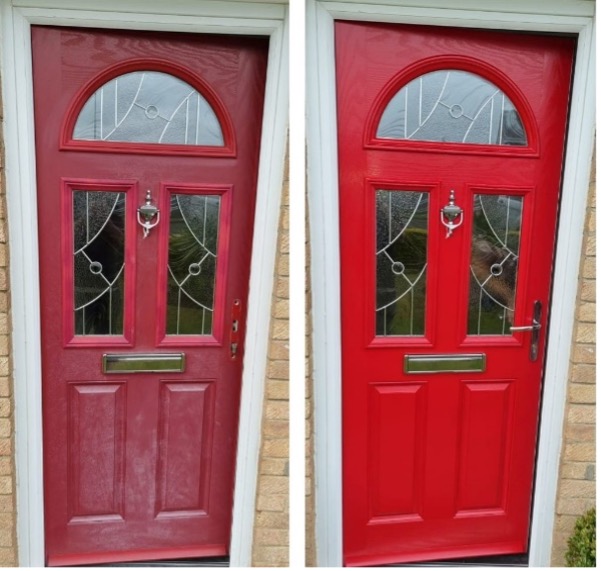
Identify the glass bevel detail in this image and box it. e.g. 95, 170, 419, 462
73, 71, 224, 146
166, 194, 221, 335
468, 194, 524, 335
377, 70, 527, 146
73, 191, 126, 335
376, 190, 428, 336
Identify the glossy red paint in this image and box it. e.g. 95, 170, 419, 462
33, 27, 267, 566
337, 22, 574, 566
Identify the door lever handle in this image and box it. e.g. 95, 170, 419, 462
509, 300, 542, 361
509, 322, 541, 332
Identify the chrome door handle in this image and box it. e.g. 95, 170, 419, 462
509, 323, 541, 332
510, 300, 542, 361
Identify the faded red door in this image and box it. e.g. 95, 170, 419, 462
32, 27, 267, 566
337, 23, 574, 566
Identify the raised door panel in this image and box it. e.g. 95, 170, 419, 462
155, 381, 215, 516
368, 383, 426, 521
68, 383, 126, 522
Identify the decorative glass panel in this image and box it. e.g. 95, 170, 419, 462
376, 190, 428, 336
74, 71, 224, 146
377, 70, 526, 146
73, 191, 125, 335
166, 194, 220, 335
468, 194, 523, 335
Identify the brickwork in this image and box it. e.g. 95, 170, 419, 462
0, 105, 17, 566
550, 155, 596, 566
305, 206, 316, 567
251, 161, 289, 566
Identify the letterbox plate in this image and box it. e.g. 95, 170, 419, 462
404, 353, 486, 374
102, 353, 185, 374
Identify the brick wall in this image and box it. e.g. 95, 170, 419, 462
251, 160, 289, 566
550, 155, 596, 566
305, 209, 316, 567
0, 109, 17, 565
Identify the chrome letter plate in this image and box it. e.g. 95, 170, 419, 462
102, 353, 186, 374
404, 353, 486, 374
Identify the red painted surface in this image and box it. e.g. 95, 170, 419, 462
32, 27, 267, 566
337, 22, 574, 566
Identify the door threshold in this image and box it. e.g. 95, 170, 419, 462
86, 557, 229, 567
381, 554, 528, 567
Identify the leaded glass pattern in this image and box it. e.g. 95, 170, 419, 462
73, 71, 224, 146
74, 191, 125, 335
468, 194, 524, 335
166, 194, 220, 335
376, 190, 428, 336
377, 70, 527, 146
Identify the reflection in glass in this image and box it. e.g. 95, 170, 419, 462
166, 194, 220, 335
468, 194, 523, 335
73, 191, 125, 335
377, 70, 526, 146
74, 71, 224, 146
376, 190, 428, 336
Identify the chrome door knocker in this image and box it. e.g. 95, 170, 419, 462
440, 190, 464, 238
137, 190, 160, 238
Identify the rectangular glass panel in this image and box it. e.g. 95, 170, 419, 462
166, 194, 220, 335
468, 194, 523, 335
73, 190, 125, 335
376, 190, 428, 336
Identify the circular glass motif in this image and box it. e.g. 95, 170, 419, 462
89, 261, 103, 275
490, 263, 504, 276
145, 105, 160, 119
391, 261, 406, 275
188, 262, 202, 276
449, 104, 463, 118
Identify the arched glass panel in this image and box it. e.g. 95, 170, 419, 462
376, 70, 527, 146
73, 71, 224, 146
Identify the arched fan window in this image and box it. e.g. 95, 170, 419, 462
73, 70, 225, 146
376, 70, 527, 146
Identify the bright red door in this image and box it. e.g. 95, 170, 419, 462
337, 23, 574, 566
32, 27, 267, 566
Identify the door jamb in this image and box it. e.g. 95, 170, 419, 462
307, 0, 595, 566
0, 0, 289, 566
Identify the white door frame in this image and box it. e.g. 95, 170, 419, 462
307, 0, 595, 566
0, 0, 288, 566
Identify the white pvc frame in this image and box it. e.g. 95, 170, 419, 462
0, 0, 288, 566
307, 0, 595, 566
